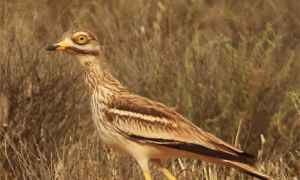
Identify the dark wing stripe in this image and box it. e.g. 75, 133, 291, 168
107, 109, 175, 126
110, 98, 174, 120
127, 134, 256, 165
164, 143, 256, 165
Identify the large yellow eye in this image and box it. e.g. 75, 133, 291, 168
75, 35, 88, 45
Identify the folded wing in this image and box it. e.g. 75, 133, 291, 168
104, 93, 255, 165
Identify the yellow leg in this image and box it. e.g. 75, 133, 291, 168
150, 159, 176, 180
136, 158, 151, 180
144, 171, 151, 180
160, 168, 176, 180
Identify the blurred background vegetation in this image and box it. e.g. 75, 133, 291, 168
0, 0, 299, 179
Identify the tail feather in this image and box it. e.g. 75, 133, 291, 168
162, 142, 271, 179
134, 136, 270, 179
223, 160, 271, 180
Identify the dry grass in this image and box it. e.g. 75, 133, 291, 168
0, 0, 299, 179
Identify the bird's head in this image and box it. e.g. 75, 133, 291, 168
46, 29, 100, 57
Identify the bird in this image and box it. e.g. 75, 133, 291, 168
46, 29, 271, 180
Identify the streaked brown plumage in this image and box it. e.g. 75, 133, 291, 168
46, 29, 271, 180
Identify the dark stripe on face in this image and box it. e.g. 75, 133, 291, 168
67, 47, 99, 56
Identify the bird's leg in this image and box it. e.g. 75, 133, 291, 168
150, 159, 176, 180
144, 171, 151, 180
136, 158, 152, 180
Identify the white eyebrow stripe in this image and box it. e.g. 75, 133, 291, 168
73, 31, 89, 37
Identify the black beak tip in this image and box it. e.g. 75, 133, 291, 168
46, 44, 58, 51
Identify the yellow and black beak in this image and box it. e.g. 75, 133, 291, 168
46, 41, 69, 51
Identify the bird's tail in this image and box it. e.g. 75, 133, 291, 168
222, 160, 271, 180
161, 141, 271, 179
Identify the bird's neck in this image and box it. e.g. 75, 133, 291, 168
78, 54, 127, 99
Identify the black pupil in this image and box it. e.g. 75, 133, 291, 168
79, 37, 84, 41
